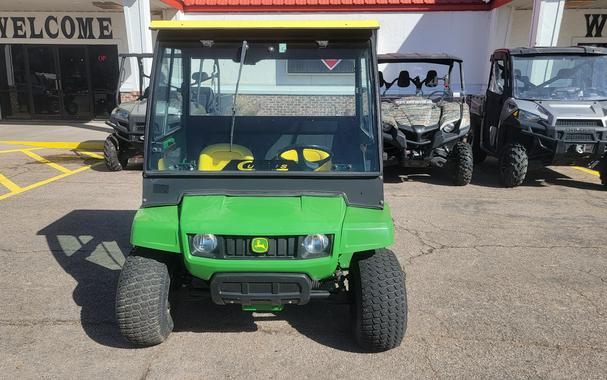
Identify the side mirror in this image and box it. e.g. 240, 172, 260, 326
397, 71, 410, 88
424, 70, 438, 87
379, 71, 386, 87
141, 87, 150, 100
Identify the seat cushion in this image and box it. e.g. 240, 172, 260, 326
198, 144, 253, 171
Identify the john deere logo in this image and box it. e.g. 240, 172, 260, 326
251, 237, 269, 253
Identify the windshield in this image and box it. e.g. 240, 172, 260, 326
512, 54, 607, 101
379, 61, 464, 100
146, 40, 379, 174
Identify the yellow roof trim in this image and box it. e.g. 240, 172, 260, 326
150, 20, 379, 30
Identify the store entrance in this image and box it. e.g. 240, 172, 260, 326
0, 44, 119, 120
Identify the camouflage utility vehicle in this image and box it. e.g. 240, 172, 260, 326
380, 53, 473, 185
469, 47, 607, 187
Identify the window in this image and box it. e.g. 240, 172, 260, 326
489, 59, 505, 95
147, 41, 379, 174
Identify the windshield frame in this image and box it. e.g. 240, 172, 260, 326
511, 53, 607, 102
143, 38, 383, 178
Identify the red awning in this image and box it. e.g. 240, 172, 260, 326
161, 0, 511, 12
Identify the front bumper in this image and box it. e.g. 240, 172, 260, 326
210, 273, 314, 306
520, 126, 607, 164
106, 118, 145, 144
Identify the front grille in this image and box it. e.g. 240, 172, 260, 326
189, 235, 333, 260
556, 119, 603, 127
563, 133, 594, 142
222, 236, 300, 258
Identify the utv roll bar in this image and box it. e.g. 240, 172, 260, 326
115, 53, 154, 106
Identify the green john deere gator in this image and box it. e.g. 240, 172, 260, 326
115, 19, 407, 352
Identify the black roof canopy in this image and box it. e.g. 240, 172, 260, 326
378, 53, 463, 65
500, 46, 607, 57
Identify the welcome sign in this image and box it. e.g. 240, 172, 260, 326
0, 15, 113, 40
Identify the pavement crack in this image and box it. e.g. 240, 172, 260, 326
0, 318, 114, 327
409, 333, 607, 353
420, 336, 440, 378
139, 335, 172, 380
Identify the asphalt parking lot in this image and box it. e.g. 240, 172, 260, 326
0, 123, 606, 379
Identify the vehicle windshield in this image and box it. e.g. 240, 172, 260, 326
146, 40, 379, 174
512, 54, 607, 101
379, 61, 464, 100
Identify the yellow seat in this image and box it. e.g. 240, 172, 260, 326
198, 144, 254, 171
279, 148, 332, 171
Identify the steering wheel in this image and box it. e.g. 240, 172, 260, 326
275, 145, 333, 171
427, 90, 448, 101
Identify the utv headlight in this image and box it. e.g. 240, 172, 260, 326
514, 109, 543, 124
112, 108, 129, 122
441, 121, 456, 133
302, 234, 329, 254
192, 234, 218, 254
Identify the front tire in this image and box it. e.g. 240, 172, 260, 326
115, 252, 174, 346
499, 143, 528, 187
351, 249, 407, 352
600, 157, 607, 188
471, 121, 487, 164
450, 142, 474, 186
104, 135, 128, 171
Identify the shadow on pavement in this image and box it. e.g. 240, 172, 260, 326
384, 159, 604, 191
37, 210, 135, 348
38, 209, 362, 352
474, 158, 605, 190
384, 165, 465, 187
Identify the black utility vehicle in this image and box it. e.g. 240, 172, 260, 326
380, 53, 473, 185
469, 47, 607, 187
104, 53, 153, 171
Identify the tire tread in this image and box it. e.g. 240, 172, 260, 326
115, 253, 173, 346
352, 249, 407, 352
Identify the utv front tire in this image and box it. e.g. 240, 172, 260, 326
104, 135, 128, 171
116, 253, 174, 346
600, 158, 607, 188
471, 122, 487, 164
499, 143, 528, 187
351, 249, 407, 352
451, 142, 474, 186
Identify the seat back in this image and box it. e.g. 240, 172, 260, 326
198, 144, 253, 171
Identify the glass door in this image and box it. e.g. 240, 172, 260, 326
28, 46, 61, 117
58, 46, 91, 118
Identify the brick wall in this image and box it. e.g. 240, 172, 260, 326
236, 94, 355, 116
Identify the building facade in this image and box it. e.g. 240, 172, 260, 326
1, 0, 606, 120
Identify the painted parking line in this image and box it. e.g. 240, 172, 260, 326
0, 143, 104, 201
573, 167, 600, 177
21, 149, 73, 174
0, 147, 44, 154
0, 173, 21, 193
0, 140, 104, 150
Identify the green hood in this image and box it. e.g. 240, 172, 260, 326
180, 195, 347, 236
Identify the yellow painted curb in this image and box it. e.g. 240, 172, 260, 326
0, 140, 104, 151
573, 167, 600, 177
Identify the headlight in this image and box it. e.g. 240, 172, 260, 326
441, 121, 456, 133
302, 234, 329, 254
191, 234, 218, 254
112, 108, 129, 122
515, 109, 542, 123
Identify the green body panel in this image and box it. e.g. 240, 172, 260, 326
131, 205, 181, 253
131, 195, 394, 281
